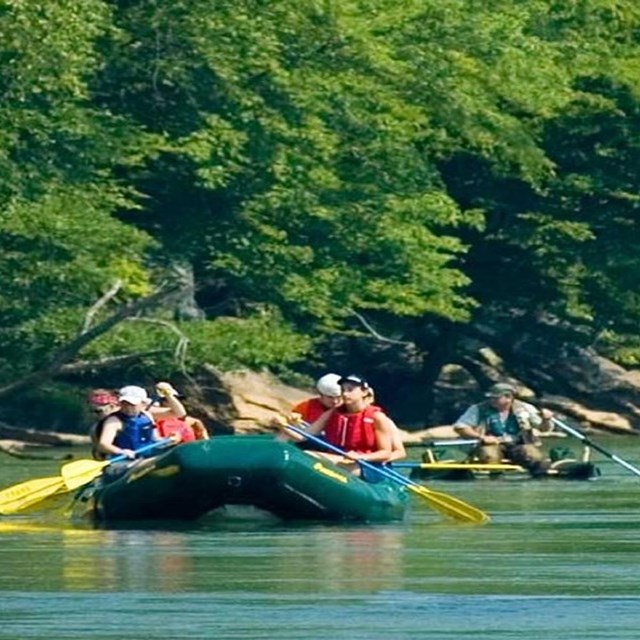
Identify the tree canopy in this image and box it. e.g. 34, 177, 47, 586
1, 0, 640, 427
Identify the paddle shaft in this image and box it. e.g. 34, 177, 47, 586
552, 417, 640, 478
107, 436, 173, 464
418, 439, 480, 448
392, 461, 524, 471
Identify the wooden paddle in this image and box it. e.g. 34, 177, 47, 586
552, 417, 640, 478
61, 437, 173, 490
0, 475, 67, 515
283, 423, 490, 525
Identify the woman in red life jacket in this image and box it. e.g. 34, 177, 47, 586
289, 373, 343, 424
303, 374, 394, 470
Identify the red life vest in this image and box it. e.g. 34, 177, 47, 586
324, 405, 380, 453
291, 397, 329, 423
155, 417, 197, 443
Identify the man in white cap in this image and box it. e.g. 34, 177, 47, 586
94, 382, 186, 460
289, 373, 343, 424
453, 382, 554, 476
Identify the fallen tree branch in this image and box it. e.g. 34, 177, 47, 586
82, 279, 123, 333
0, 440, 76, 460
350, 310, 412, 345
0, 282, 183, 400
58, 350, 168, 375
0, 422, 89, 446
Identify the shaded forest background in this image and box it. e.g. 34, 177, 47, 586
2, 0, 640, 434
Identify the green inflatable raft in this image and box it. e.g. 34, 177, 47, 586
71, 435, 410, 524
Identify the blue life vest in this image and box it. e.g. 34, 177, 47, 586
112, 411, 156, 456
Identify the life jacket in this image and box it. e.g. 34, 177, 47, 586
156, 417, 197, 443
111, 410, 156, 456
477, 399, 535, 441
324, 405, 380, 453
291, 397, 329, 424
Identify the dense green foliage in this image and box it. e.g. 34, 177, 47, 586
1, 0, 640, 425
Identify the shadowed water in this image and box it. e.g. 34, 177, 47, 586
0, 436, 639, 639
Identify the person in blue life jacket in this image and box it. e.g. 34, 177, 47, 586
453, 382, 555, 477
95, 383, 185, 460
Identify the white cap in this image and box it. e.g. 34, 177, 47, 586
118, 385, 150, 405
316, 373, 342, 397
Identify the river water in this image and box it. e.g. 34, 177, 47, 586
0, 435, 639, 639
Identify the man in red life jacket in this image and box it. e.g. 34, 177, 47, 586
303, 374, 394, 469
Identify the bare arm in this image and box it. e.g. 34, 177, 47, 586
454, 424, 483, 440
386, 417, 406, 462
150, 395, 187, 420
153, 381, 187, 419
276, 409, 333, 442
538, 408, 555, 433
97, 416, 135, 459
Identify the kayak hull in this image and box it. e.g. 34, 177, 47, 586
409, 459, 599, 481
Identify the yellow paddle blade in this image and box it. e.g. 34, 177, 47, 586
0, 475, 67, 515
407, 484, 490, 525
60, 459, 109, 491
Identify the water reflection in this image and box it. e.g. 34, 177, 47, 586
0, 511, 409, 594
280, 526, 406, 592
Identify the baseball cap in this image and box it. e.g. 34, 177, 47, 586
338, 374, 370, 389
118, 385, 150, 405
485, 382, 516, 398
315, 373, 342, 397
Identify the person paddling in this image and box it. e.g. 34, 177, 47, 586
289, 373, 343, 424
453, 382, 554, 477
94, 383, 185, 461
301, 374, 395, 471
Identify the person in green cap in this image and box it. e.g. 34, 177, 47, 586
453, 382, 555, 476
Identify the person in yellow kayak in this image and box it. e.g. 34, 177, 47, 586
453, 382, 555, 476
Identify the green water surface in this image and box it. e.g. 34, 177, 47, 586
0, 436, 638, 639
